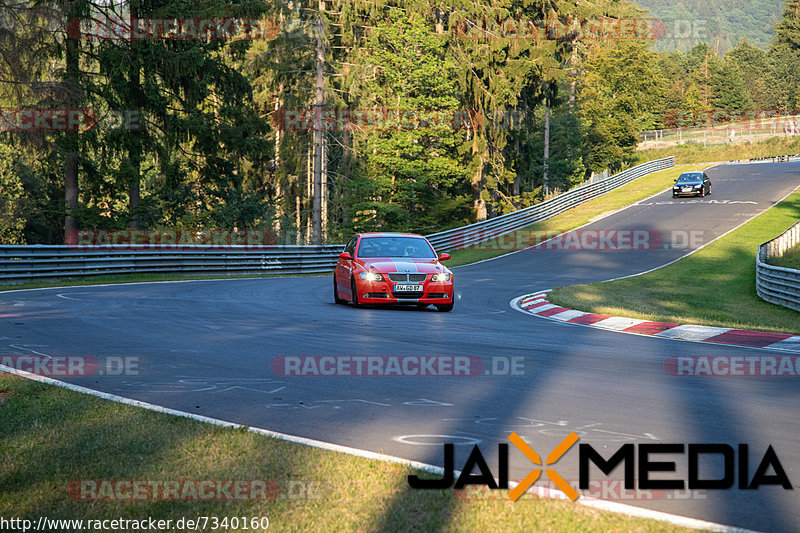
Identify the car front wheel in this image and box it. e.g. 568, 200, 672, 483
351, 278, 361, 308
334, 275, 345, 304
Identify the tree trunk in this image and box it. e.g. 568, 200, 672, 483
512, 133, 520, 197
63, 1, 81, 244
311, 4, 325, 244
472, 154, 487, 221
321, 139, 327, 241
128, 38, 141, 228
125, 7, 142, 229
569, 17, 579, 109
542, 91, 550, 198
273, 88, 283, 237
306, 141, 312, 244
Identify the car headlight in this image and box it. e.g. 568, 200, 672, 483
693, 184, 702, 189
359, 272, 383, 281
431, 273, 451, 282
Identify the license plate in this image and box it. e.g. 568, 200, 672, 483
395, 284, 422, 292
682, 187, 693, 192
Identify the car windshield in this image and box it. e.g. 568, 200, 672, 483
676, 173, 702, 183
357, 237, 436, 258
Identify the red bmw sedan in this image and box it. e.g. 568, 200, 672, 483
333, 233, 454, 311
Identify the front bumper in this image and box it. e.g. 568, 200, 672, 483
354, 278, 453, 304
673, 188, 702, 197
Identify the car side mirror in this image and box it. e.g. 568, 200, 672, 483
439, 253, 451, 261
339, 252, 352, 260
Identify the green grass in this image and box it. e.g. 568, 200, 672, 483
634, 136, 800, 166
446, 165, 696, 267
548, 190, 800, 334
4, 127, 799, 533
0, 374, 693, 533
768, 243, 800, 270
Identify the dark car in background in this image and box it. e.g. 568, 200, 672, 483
673, 172, 711, 198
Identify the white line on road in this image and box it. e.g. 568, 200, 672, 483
0, 364, 760, 533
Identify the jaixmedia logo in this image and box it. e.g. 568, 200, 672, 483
408, 433, 793, 501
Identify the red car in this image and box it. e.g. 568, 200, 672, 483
333, 233, 454, 312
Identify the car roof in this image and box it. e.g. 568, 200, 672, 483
357, 232, 425, 238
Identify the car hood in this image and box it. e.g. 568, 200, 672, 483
356, 258, 448, 274
676, 180, 702, 185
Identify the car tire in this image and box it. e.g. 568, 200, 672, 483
334, 275, 345, 304
672, 193, 677, 198
351, 278, 361, 308
436, 303, 454, 312
700, 188, 705, 197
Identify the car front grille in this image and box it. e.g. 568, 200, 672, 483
393, 291, 424, 299
387, 273, 427, 282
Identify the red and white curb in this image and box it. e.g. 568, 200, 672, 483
512, 291, 800, 353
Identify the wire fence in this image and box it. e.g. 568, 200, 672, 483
640, 113, 800, 149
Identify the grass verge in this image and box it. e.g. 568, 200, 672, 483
0, 374, 692, 532
548, 190, 800, 334
768, 243, 800, 270
446, 165, 695, 267
633, 136, 800, 166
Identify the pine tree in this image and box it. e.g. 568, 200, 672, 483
85, 0, 273, 231
343, 11, 470, 233
774, 0, 800, 53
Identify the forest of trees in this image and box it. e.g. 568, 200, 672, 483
1, 0, 799, 245
639, 0, 785, 53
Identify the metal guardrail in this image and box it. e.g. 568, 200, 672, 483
0, 245, 344, 281
0, 156, 674, 282
756, 220, 800, 312
426, 156, 674, 251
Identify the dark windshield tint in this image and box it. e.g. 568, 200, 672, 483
676, 173, 702, 183
357, 237, 436, 258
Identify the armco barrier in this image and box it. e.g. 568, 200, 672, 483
0, 157, 673, 282
757, 221, 800, 312
0, 245, 343, 281
425, 156, 674, 250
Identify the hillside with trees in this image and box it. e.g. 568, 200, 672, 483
638, 0, 785, 52
1, 0, 799, 245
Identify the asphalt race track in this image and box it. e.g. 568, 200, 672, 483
2, 162, 800, 532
